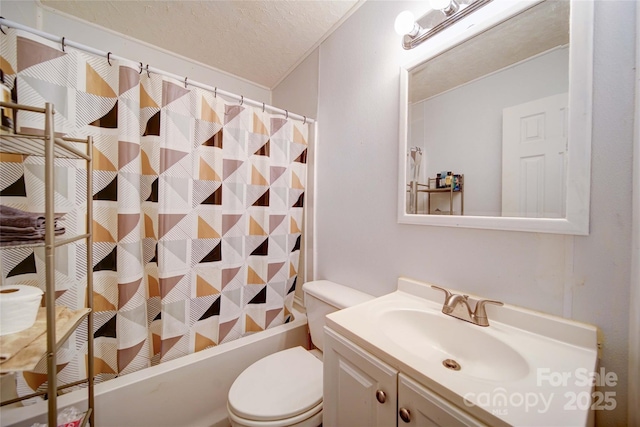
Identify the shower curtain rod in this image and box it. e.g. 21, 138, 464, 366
0, 17, 315, 124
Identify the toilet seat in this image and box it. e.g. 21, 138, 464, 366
228, 346, 323, 426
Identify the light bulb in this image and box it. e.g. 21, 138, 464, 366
394, 11, 416, 36
429, 0, 452, 11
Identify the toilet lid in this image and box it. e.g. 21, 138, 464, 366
228, 346, 323, 422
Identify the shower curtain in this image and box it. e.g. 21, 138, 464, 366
0, 29, 307, 398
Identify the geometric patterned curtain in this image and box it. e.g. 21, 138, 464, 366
0, 28, 306, 398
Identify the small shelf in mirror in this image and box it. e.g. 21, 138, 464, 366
408, 175, 464, 215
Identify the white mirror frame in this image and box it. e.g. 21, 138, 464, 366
397, 0, 593, 235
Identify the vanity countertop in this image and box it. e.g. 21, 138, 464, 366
325, 277, 599, 427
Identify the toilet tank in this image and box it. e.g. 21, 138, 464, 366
302, 280, 374, 352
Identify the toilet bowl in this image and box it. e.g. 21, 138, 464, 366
227, 347, 323, 427
226, 281, 374, 427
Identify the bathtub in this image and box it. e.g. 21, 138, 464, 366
1, 307, 309, 427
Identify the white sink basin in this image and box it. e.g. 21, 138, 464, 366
379, 308, 529, 382
325, 278, 599, 427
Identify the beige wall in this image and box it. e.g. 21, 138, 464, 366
315, 1, 635, 425
629, 5, 640, 425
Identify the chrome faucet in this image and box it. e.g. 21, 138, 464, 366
431, 285, 503, 327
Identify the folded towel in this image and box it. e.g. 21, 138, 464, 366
0, 205, 62, 230
0, 225, 65, 236
0, 234, 66, 247
0, 205, 67, 246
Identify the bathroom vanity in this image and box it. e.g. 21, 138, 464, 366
323, 278, 599, 426
324, 328, 485, 426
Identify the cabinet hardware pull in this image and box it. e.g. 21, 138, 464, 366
375, 390, 386, 403
399, 407, 411, 423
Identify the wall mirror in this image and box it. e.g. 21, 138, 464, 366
397, 0, 593, 234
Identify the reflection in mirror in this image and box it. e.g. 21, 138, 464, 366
398, 0, 593, 235
406, 0, 569, 218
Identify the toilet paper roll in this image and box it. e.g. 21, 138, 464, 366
0, 285, 44, 336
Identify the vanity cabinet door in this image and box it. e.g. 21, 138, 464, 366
324, 328, 398, 427
398, 374, 486, 427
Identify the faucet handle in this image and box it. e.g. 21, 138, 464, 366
473, 299, 503, 319
430, 285, 452, 302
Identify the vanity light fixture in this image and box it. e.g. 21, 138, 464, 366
394, 10, 422, 38
395, 0, 493, 50
430, 0, 460, 16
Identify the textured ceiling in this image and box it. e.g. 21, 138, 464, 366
410, 0, 570, 103
40, 0, 361, 89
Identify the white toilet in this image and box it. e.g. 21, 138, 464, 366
226, 280, 374, 427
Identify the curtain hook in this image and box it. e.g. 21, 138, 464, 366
184, 76, 188, 88
138, 62, 143, 74
303, 116, 307, 125
146, 64, 150, 78
285, 110, 289, 119
0, 17, 6, 35
61, 36, 66, 52
107, 52, 112, 66
262, 102, 265, 113
214, 87, 217, 98
240, 95, 244, 106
